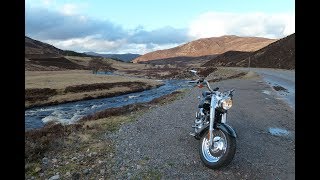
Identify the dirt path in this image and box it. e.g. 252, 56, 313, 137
109, 75, 295, 179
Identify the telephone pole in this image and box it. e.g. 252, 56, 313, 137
248, 56, 251, 71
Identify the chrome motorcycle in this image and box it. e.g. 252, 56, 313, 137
188, 70, 236, 169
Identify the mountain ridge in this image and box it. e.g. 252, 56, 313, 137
202, 33, 295, 69
84, 52, 140, 62
132, 35, 277, 63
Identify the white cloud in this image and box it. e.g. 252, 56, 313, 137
44, 36, 126, 52
188, 12, 295, 39
43, 36, 182, 54
61, 4, 78, 15
122, 43, 182, 54
42, 0, 53, 5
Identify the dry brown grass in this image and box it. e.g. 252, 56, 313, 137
25, 70, 160, 89
25, 70, 163, 108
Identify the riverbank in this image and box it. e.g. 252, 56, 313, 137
25, 70, 163, 109
25, 90, 187, 179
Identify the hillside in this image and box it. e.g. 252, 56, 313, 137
202, 51, 253, 67
132, 35, 276, 63
203, 33, 295, 69
25, 36, 97, 70
25, 36, 64, 59
25, 36, 95, 59
85, 52, 140, 62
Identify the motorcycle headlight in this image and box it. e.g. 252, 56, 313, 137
220, 97, 233, 110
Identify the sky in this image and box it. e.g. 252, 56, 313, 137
25, 0, 295, 54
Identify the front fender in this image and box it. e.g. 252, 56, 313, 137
196, 123, 237, 139
217, 123, 237, 138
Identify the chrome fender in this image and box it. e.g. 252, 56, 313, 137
196, 123, 237, 139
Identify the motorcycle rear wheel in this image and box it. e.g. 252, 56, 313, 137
199, 129, 236, 169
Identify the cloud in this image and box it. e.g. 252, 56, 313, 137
128, 26, 190, 44
25, 7, 190, 54
25, 8, 128, 41
188, 12, 295, 39
60, 4, 78, 15
44, 36, 126, 52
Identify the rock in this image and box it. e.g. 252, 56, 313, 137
83, 169, 90, 175
48, 174, 60, 180
120, 166, 125, 171
98, 160, 104, 164
42, 157, 49, 165
65, 172, 71, 177
52, 158, 58, 163
100, 169, 105, 174
71, 172, 80, 180
71, 157, 77, 161
137, 165, 141, 169
34, 167, 41, 173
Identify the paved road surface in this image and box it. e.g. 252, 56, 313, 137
230, 67, 295, 109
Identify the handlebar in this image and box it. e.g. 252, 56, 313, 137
188, 69, 235, 94
188, 78, 214, 92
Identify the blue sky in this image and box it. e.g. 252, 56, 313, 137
26, 0, 295, 54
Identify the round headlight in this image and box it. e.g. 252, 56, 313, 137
221, 98, 233, 110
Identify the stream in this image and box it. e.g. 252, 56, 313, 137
25, 79, 190, 131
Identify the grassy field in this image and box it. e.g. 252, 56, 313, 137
25, 70, 163, 108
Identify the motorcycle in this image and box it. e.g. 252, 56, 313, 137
188, 70, 237, 169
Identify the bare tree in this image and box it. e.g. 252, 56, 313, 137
88, 58, 101, 74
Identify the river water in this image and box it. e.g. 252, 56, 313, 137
25, 79, 190, 131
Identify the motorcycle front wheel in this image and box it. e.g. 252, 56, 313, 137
199, 129, 236, 169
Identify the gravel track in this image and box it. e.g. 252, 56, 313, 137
109, 75, 295, 179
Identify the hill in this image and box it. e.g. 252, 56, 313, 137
85, 52, 140, 62
25, 36, 96, 70
25, 36, 94, 59
203, 33, 295, 69
132, 35, 276, 63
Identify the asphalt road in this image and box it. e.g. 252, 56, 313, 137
110, 72, 295, 179
229, 67, 295, 109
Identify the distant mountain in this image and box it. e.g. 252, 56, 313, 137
84, 52, 140, 62
132, 35, 276, 63
202, 33, 295, 69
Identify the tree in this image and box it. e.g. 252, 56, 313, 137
100, 62, 115, 74
88, 58, 101, 74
